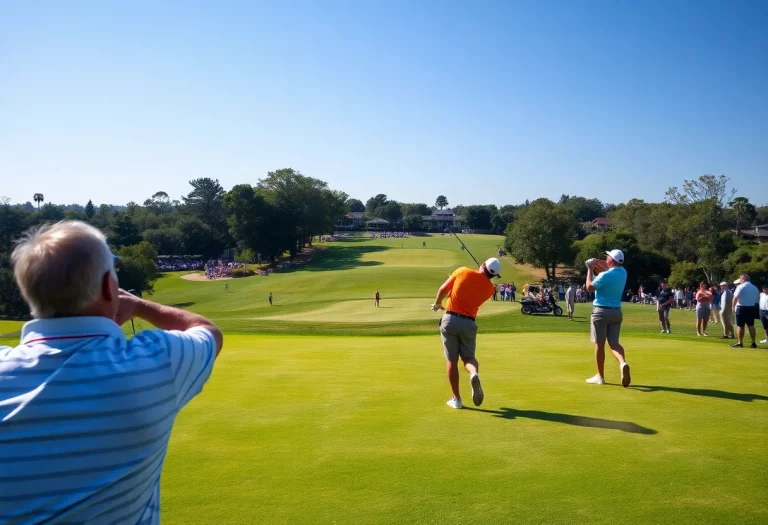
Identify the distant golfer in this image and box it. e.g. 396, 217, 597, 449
585, 249, 631, 387
431, 257, 501, 409
374, 290, 380, 307
565, 283, 575, 320
269, 292, 273, 306
423, 241, 426, 248
224, 282, 229, 293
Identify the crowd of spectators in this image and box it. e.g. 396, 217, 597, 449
155, 258, 205, 271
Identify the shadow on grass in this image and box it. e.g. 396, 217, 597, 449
284, 245, 387, 273
169, 302, 196, 308
464, 407, 657, 435
628, 385, 768, 402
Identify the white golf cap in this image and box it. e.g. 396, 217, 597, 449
733, 279, 741, 285
720, 281, 728, 286
482, 257, 501, 278
605, 249, 624, 264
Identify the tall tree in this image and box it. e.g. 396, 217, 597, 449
728, 197, 757, 235
504, 199, 576, 281
365, 194, 389, 216
181, 178, 228, 257
665, 174, 735, 207
33, 193, 44, 210
435, 195, 449, 210
84, 200, 95, 219
346, 198, 365, 213
110, 212, 142, 248
463, 205, 493, 230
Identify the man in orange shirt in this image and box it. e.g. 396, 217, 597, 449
431, 258, 501, 409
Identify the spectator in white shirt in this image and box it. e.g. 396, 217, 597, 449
731, 274, 760, 348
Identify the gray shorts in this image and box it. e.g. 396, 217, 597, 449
696, 303, 711, 320
566, 301, 574, 313
440, 313, 477, 361
591, 307, 622, 346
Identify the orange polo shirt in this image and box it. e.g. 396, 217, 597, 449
443, 267, 495, 319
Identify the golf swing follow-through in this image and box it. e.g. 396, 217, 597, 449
431, 231, 501, 409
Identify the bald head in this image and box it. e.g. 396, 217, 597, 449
12, 221, 118, 318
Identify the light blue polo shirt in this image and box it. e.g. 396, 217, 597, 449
592, 266, 627, 308
0, 316, 216, 524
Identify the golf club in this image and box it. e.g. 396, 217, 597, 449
450, 230, 479, 266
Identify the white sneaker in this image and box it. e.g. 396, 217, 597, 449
660, 329, 666, 333
760, 339, 768, 344
446, 398, 463, 409
586, 374, 605, 385
667, 329, 671, 334
621, 362, 631, 388
470, 374, 484, 406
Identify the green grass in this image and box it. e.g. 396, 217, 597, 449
163, 334, 768, 524
2, 233, 767, 523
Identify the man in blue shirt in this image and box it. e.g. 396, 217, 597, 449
585, 249, 631, 387
0, 221, 224, 523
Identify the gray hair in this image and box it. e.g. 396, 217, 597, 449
740, 274, 751, 282
12, 221, 117, 318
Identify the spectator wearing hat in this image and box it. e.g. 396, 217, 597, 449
585, 249, 631, 388
731, 274, 760, 348
719, 282, 735, 339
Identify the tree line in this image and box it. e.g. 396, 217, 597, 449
1, 172, 765, 318
503, 175, 767, 289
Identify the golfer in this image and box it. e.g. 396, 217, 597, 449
719, 282, 735, 339
431, 257, 501, 409
731, 274, 759, 348
0, 221, 223, 522
375, 290, 380, 307
585, 249, 631, 387
656, 281, 674, 333
269, 292, 273, 306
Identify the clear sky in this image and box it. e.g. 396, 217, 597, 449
1, 0, 766, 208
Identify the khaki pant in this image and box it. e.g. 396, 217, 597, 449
440, 313, 477, 361
591, 307, 622, 346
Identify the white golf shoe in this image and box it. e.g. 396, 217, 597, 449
446, 398, 463, 409
760, 339, 768, 344
470, 374, 484, 406
586, 374, 605, 385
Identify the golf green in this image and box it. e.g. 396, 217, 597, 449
1, 233, 766, 524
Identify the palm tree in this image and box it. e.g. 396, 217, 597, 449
729, 197, 754, 236
33, 193, 44, 210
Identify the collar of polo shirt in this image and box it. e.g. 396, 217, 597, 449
21, 316, 126, 345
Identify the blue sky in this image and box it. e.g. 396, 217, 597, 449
1, 0, 766, 208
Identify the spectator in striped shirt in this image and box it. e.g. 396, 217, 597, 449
0, 220, 223, 524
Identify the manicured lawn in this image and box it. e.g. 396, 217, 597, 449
162, 334, 768, 525
2, 233, 766, 523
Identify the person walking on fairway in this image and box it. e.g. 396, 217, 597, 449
656, 281, 674, 333
585, 249, 631, 387
224, 281, 229, 293
731, 274, 760, 348
431, 257, 501, 409
565, 282, 575, 320
719, 282, 735, 339
374, 290, 380, 307
269, 292, 273, 306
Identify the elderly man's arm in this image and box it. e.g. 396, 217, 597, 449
117, 289, 223, 356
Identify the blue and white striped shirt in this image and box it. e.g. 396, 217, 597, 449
0, 316, 217, 524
